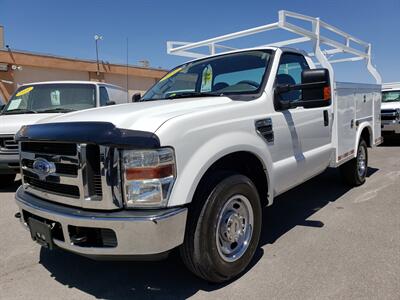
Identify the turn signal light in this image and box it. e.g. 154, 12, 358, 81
323, 86, 331, 100
126, 164, 174, 181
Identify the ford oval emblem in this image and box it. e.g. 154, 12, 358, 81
32, 158, 56, 179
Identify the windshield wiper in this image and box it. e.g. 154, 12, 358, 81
2, 109, 37, 115
166, 91, 223, 99
37, 108, 76, 113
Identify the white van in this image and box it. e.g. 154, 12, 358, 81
0, 81, 128, 187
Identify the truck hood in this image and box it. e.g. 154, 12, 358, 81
38, 97, 233, 132
381, 102, 400, 110
0, 113, 61, 135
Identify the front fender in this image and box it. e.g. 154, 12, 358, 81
167, 131, 274, 207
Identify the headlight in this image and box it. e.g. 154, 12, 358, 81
396, 109, 400, 120
122, 148, 176, 208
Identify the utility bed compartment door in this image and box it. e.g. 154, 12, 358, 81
335, 84, 356, 163
356, 91, 373, 118
334, 82, 381, 166
373, 90, 382, 143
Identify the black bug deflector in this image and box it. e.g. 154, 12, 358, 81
15, 122, 161, 149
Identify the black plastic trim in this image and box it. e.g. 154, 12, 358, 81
15, 122, 161, 149
255, 118, 274, 143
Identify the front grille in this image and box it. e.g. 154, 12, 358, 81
22, 159, 78, 176
20, 141, 122, 210
93, 175, 103, 196
24, 176, 80, 198
381, 109, 398, 121
20, 141, 111, 208
0, 135, 19, 154
85, 144, 103, 197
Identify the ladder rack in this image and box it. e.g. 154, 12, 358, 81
166, 10, 381, 84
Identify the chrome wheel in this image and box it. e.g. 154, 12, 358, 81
216, 194, 254, 262
357, 145, 367, 178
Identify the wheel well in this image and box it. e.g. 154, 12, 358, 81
361, 127, 372, 147
195, 151, 269, 207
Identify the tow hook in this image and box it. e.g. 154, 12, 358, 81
14, 212, 21, 219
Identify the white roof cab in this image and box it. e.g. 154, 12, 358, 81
14, 11, 382, 283
381, 82, 400, 136
0, 81, 128, 183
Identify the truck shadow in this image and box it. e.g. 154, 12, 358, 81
0, 179, 21, 193
38, 167, 378, 299
381, 136, 400, 147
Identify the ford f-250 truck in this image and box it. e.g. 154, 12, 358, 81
381, 82, 400, 137
0, 81, 128, 187
14, 11, 382, 282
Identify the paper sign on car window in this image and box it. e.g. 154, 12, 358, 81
7, 99, 22, 110
201, 64, 213, 92
16, 86, 34, 97
51, 90, 61, 105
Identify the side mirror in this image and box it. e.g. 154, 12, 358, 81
301, 69, 331, 102
275, 68, 331, 109
132, 93, 141, 102
105, 101, 116, 106
0, 104, 4, 112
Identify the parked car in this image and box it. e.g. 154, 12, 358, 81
381, 82, 400, 137
0, 81, 128, 187
14, 11, 382, 282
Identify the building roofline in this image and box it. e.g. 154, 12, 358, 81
17, 80, 124, 90
0, 48, 168, 79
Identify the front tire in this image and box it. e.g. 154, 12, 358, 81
180, 173, 262, 283
340, 139, 368, 186
0, 174, 16, 188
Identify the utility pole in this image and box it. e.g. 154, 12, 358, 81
94, 34, 103, 76
126, 37, 129, 101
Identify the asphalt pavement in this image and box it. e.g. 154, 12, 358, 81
1, 140, 399, 299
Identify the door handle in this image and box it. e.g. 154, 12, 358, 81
323, 110, 329, 127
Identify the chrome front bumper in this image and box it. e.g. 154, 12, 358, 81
15, 187, 187, 258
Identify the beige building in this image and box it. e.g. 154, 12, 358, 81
0, 27, 167, 103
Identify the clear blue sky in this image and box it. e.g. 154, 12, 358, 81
1, 0, 399, 83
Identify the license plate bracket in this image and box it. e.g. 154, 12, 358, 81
28, 217, 54, 249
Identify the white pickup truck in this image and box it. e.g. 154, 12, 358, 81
14, 11, 382, 282
381, 82, 400, 137
0, 81, 127, 187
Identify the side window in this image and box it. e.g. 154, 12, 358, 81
99, 87, 110, 106
107, 87, 128, 104
276, 53, 309, 102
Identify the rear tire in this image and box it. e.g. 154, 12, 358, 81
0, 174, 16, 188
340, 139, 368, 186
180, 173, 262, 283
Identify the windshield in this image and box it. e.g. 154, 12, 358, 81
142, 50, 272, 101
3, 84, 96, 114
382, 90, 400, 103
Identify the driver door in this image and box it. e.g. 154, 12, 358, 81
269, 52, 332, 193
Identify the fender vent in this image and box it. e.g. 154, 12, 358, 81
255, 118, 274, 143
